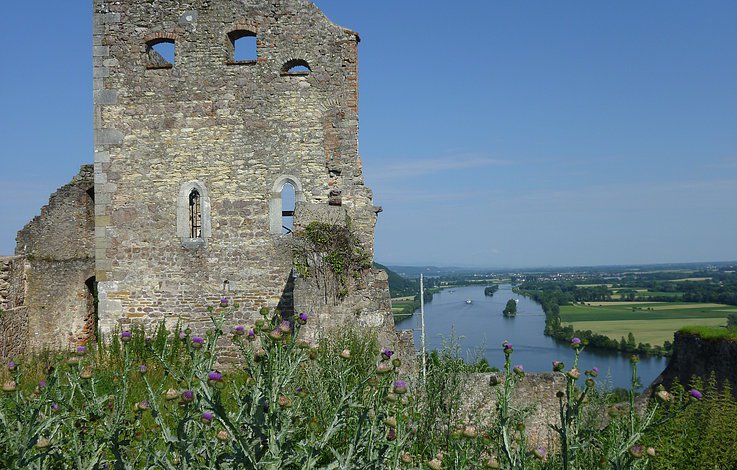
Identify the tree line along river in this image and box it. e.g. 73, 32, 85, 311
395, 284, 668, 391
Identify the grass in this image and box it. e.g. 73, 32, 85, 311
565, 318, 727, 345
679, 325, 737, 342
561, 301, 734, 346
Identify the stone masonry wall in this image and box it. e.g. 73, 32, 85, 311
93, 0, 379, 337
0, 256, 28, 359
14, 166, 95, 351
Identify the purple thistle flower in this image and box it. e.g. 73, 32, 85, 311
503, 341, 513, 354
571, 337, 581, 347
533, 447, 547, 460
220, 297, 229, 307
513, 364, 525, 376
234, 325, 245, 336
76, 346, 87, 355
181, 390, 194, 402
381, 348, 394, 360
7, 360, 16, 371
120, 331, 132, 343
592, 367, 599, 373
208, 371, 223, 382
139, 364, 148, 374
689, 389, 703, 400
51, 403, 60, 411
297, 312, 308, 325
278, 320, 292, 333
393, 380, 408, 394
179, 332, 187, 340
201, 411, 214, 424
552, 360, 565, 372
192, 336, 204, 344
38, 380, 47, 390
387, 427, 397, 441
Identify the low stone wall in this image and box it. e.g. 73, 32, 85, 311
460, 372, 568, 449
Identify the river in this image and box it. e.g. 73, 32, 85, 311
395, 284, 668, 391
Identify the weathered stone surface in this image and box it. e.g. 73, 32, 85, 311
651, 331, 737, 398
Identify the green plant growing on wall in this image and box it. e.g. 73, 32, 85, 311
292, 221, 372, 303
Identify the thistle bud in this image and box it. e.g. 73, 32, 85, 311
2, 380, 17, 393
216, 430, 229, 442
489, 374, 501, 386
400, 453, 413, 464
428, 458, 443, 470
165, 388, 179, 400
567, 368, 580, 380
36, 437, 50, 449
340, 349, 351, 359
629, 444, 644, 459
278, 395, 292, 409
80, 367, 94, 380
383, 416, 397, 427
462, 425, 478, 438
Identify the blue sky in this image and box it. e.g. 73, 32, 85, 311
1, 1, 735, 267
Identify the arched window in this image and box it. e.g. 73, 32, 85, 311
189, 188, 202, 238
281, 59, 311, 76
269, 176, 305, 234
177, 181, 211, 247
146, 38, 175, 69
227, 30, 257, 63
281, 183, 296, 234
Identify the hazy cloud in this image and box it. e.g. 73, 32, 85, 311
367, 155, 511, 180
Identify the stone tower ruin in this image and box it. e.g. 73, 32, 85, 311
1, 0, 404, 357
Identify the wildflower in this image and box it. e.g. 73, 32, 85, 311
80, 367, 93, 379
297, 312, 308, 325
139, 364, 148, 374
689, 389, 703, 400
201, 411, 214, 424
7, 360, 17, 371
36, 437, 50, 449
567, 368, 580, 380
216, 430, 229, 441
392, 358, 402, 368
570, 337, 581, 348
513, 364, 524, 377
393, 380, 408, 394
340, 349, 351, 359
489, 374, 501, 386
503, 341, 513, 354
646, 447, 656, 457
185, 327, 192, 335
145, 336, 152, 345
165, 388, 179, 400
181, 390, 194, 402
376, 363, 392, 375
533, 447, 547, 461
297, 339, 310, 349
268, 328, 283, 341
208, 371, 223, 383
219, 297, 229, 307
296, 387, 307, 398
247, 329, 256, 341
384, 416, 397, 427
179, 332, 187, 340
51, 403, 60, 412
76, 346, 87, 355
590, 367, 599, 377
400, 453, 413, 464
552, 360, 565, 372
259, 306, 270, 317
630, 354, 640, 364
656, 390, 673, 402
67, 356, 80, 365
136, 400, 150, 411
234, 325, 245, 336
629, 444, 644, 459
387, 427, 397, 441
191, 336, 204, 349
462, 425, 478, 438
427, 458, 443, 470
278, 395, 292, 409
381, 348, 394, 360
278, 320, 292, 333
255, 319, 266, 329
585, 378, 595, 388
484, 458, 501, 469
120, 331, 132, 343
386, 393, 398, 403
38, 380, 47, 390
2, 380, 17, 392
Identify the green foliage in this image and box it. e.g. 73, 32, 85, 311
503, 299, 517, 317
292, 222, 372, 300
679, 325, 737, 342
485, 285, 500, 297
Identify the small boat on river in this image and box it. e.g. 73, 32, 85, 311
465, 299, 472, 304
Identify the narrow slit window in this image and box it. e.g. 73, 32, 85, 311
228, 30, 257, 63
146, 39, 175, 69
281, 182, 295, 234
189, 188, 202, 238
281, 59, 311, 76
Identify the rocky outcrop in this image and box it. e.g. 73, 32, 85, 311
651, 330, 737, 398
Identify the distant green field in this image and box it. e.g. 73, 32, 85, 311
567, 318, 727, 346
561, 302, 734, 346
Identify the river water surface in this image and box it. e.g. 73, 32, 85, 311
395, 284, 668, 391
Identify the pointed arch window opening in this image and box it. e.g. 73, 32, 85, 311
281, 182, 296, 234
189, 188, 202, 238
